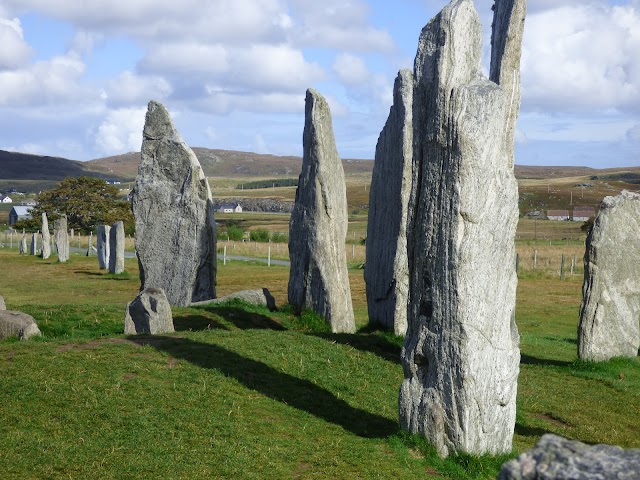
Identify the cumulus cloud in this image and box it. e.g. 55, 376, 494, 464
521, 3, 640, 113
333, 53, 370, 86
94, 107, 146, 155
105, 71, 172, 107
0, 17, 33, 69
332, 52, 392, 109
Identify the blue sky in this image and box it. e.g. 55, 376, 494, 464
0, 0, 638, 168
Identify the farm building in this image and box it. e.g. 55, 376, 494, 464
8, 206, 33, 225
572, 206, 596, 222
1, 195, 12, 203
217, 203, 243, 214
547, 210, 570, 221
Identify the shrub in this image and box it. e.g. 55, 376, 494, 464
249, 229, 270, 242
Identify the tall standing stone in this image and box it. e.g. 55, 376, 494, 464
108, 221, 125, 274
578, 191, 640, 361
97, 224, 111, 269
131, 101, 216, 306
365, 70, 413, 336
19, 230, 26, 254
41, 213, 51, 259
54, 215, 69, 263
288, 89, 355, 333
399, 0, 525, 457
30, 232, 38, 256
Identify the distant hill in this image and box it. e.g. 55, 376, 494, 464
86, 148, 374, 180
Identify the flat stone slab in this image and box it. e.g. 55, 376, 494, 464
191, 288, 276, 311
124, 288, 174, 335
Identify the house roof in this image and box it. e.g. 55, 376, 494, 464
547, 210, 570, 217
11, 206, 32, 216
573, 206, 595, 215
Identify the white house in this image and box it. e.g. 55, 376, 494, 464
217, 203, 243, 214
0, 195, 12, 203
547, 210, 570, 221
572, 206, 596, 222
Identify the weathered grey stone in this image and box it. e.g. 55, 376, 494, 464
0, 295, 5, 310
365, 69, 413, 336
498, 434, 640, 480
41, 213, 51, 259
124, 288, 174, 335
578, 190, 640, 361
29, 232, 38, 255
54, 215, 69, 263
19, 230, 26, 254
131, 101, 217, 306
399, 0, 525, 457
97, 224, 111, 269
0, 310, 42, 340
191, 288, 277, 311
288, 89, 355, 334
108, 221, 125, 274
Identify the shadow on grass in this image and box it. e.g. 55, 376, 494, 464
520, 354, 572, 368
514, 423, 553, 438
311, 332, 402, 364
73, 270, 103, 276
129, 335, 398, 439
173, 314, 229, 332
199, 305, 285, 331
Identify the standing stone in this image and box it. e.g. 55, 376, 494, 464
365, 69, 413, 336
288, 89, 355, 333
54, 215, 69, 263
97, 224, 111, 269
399, 0, 525, 457
30, 232, 38, 255
19, 230, 26, 254
578, 190, 640, 361
41, 213, 51, 259
124, 288, 175, 335
108, 221, 125, 274
0, 295, 5, 310
131, 101, 216, 306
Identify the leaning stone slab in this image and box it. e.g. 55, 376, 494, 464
124, 288, 174, 335
191, 288, 277, 311
365, 69, 413, 336
97, 224, 111, 269
131, 100, 217, 306
498, 434, 640, 480
108, 221, 125, 274
54, 215, 69, 263
41, 213, 51, 259
288, 89, 355, 333
0, 311, 42, 340
399, 0, 524, 457
578, 190, 640, 361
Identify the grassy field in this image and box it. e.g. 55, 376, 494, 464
0, 244, 638, 479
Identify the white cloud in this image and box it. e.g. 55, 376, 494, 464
627, 124, 640, 142
105, 71, 172, 107
332, 52, 392, 109
0, 17, 33, 69
94, 107, 146, 155
333, 53, 369, 86
521, 3, 640, 113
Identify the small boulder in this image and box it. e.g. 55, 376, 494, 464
498, 434, 640, 480
191, 288, 277, 311
124, 288, 174, 335
0, 311, 42, 340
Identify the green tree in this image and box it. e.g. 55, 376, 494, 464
31, 176, 134, 234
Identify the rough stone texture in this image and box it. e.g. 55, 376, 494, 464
0, 295, 5, 310
97, 224, 111, 269
365, 69, 413, 336
124, 288, 174, 335
54, 215, 69, 263
498, 434, 640, 480
19, 231, 26, 254
131, 101, 216, 306
0, 311, 42, 340
29, 232, 38, 255
41, 213, 51, 259
399, 0, 525, 457
191, 288, 277, 311
578, 190, 640, 361
288, 89, 355, 333
108, 221, 125, 274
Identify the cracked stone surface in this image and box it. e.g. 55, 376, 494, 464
41, 213, 51, 259
54, 215, 69, 263
97, 224, 110, 269
399, 0, 525, 457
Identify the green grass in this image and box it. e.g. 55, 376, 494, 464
0, 250, 639, 479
